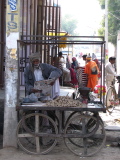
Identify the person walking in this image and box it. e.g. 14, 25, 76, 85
105, 56, 116, 89
76, 54, 88, 87
84, 55, 99, 91
70, 57, 79, 86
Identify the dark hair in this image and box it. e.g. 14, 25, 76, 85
82, 54, 87, 57
109, 56, 116, 61
58, 52, 62, 56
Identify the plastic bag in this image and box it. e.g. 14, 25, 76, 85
22, 93, 38, 103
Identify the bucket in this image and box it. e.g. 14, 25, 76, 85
78, 87, 91, 99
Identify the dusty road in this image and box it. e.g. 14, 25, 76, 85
0, 142, 120, 160
0, 107, 120, 160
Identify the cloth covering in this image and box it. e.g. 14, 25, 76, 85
85, 61, 99, 91
51, 78, 60, 99
29, 52, 40, 63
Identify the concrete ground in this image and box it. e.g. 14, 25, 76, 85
0, 87, 120, 160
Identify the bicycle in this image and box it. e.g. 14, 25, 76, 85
106, 75, 120, 113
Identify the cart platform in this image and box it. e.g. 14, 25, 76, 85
16, 100, 106, 157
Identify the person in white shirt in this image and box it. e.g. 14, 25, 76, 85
105, 56, 116, 89
58, 52, 71, 85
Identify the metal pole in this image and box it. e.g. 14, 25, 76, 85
105, 0, 108, 62
117, 31, 120, 74
3, 0, 20, 148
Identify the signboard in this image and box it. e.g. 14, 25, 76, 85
8, 0, 17, 11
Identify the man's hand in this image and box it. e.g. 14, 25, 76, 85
49, 80, 55, 86
31, 88, 42, 93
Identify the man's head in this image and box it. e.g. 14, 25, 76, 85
58, 52, 63, 57
86, 55, 91, 62
109, 56, 116, 64
72, 57, 76, 62
29, 52, 40, 67
82, 54, 87, 61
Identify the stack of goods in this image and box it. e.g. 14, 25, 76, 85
45, 96, 83, 107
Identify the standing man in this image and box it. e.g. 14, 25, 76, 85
105, 56, 116, 89
24, 52, 62, 99
82, 54, 87, 61
58, 51, 71, 85
84, 55, 99, 91
76, 54, 87, 87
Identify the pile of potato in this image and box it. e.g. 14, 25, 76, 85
45, 96, 82, 107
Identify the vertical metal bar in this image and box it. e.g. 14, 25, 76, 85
103, 43, 105, 103
34, 0, 37, 37
0, 0, 5, 87
17, 41, 20, 100
55, 0, 58, 35
58, 6, 61, 32
35, 114, 40, 153
30, 0, 32, 54
56, 6, 60, 55
21, 0, 24, 36
41, 0, 44, 62
26, 0, 29, 39
52, 2, 55, 31
44, 3, 47, 62
41, 1, 43, 35
21, 0, 24, 82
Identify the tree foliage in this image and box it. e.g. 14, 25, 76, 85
98, 0, 105, 9
61, 14, 79, 36
97, 0, 120, 46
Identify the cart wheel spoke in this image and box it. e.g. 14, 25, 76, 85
17, 113, 58, 155
64, 114, 106, 157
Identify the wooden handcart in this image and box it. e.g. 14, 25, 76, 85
16, 35, 106, 157
16, 100, 106, 157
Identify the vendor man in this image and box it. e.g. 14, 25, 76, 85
24, 52, 62, 99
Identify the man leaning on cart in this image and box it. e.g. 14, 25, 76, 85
24, 52, 62, 99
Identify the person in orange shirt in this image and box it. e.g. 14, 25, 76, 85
84, 55, 99, 91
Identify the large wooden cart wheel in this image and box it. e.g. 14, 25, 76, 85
66, 111, 103, 126
64, 114, 106, 157
16, 113, 58, 155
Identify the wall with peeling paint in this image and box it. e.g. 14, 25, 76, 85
3, 0, 20, 148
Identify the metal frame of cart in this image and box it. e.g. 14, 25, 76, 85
16, 36, 106, 157
16, 101, 106, 156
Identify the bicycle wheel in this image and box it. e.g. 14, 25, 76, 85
16, 113, 58, 155
64, 114, 106, 157
106, 87, 116, 113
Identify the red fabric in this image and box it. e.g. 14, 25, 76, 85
69, 68, 78, 85
94, 85, 106, 93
